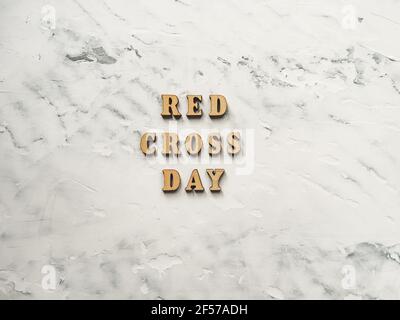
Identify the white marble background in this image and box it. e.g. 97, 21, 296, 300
1, 0, 400, 299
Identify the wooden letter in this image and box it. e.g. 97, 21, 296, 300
209, 95, 228, 118
162, 169, 181, 192
161, 94, 181, 119
206, 169, 225, 192
187, 95, 203, 118
208, 133, 222, 156
140, 132, 156, 155
185, 169, 204, 192
162, 132, 180, 156
185, 133, 203, 155
227, 131, 240, 156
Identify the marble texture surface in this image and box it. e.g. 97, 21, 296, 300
1, 0, 400, 299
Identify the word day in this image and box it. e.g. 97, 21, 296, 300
140, 94, 240, 193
